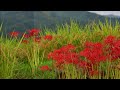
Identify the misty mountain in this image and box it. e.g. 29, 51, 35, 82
0, 11, 120, 33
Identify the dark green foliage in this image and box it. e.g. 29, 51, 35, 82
0, 11, 120, 34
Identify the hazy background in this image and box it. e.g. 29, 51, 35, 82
0, 11, 120, 34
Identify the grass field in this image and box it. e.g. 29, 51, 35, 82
1, 20, 120, 79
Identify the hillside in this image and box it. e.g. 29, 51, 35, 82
0, 11, 120, 33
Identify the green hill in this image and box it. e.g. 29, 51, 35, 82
0, 11, 120, 33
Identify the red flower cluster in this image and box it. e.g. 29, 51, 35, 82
9, 28, 53, 44
104, 35, 120, 60
21, 40, 29, 44
48, 44, 101, 76
21, 28, 41, 44
9, 28, 53, 45
77, 42, 106, 76
34, 37, 41, 43
47, 36, 120, 77
78, 35, 120, 76
104, 35, 116, 45
23, 34, 30, 38
80, 42, 107, 64
44, 35, 53, 40
48, 44, 79, 68
39, 65, 50, 71
78, 61, 92, 70
9, 31, 20, 37
89, 70, 99, 76
28, 28, 40, 37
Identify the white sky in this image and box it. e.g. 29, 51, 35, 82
89, 11, 120, 16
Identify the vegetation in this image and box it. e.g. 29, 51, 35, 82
0, 11, 120, 34
1, 20, 120, 79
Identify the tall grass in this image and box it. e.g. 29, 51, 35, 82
0, 20, 120, 79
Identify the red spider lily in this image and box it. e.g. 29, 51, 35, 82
89, 70, 99, 76
113, 40, 120, 48
48, 44, 76, 60
46, 35, 120, 77
85, 42, 94, 48
80, 48, 90, 57
21, 40, 29, 44
39, 65, 50, 71
60, 44, 76, 52
81, 42, 103, 58
104, 36, 120, 61
64, 53, 79, 64
44, 35, 53, 40
48, 44, 80, 70
22, 34, 30, 38
9, 31, 19, 37
34, 37, 41, 43
85, 42, 103, 49
80, 42, 107, 64
104, 35, 116, 45
78, 61, 92, 70
55, 58, 65, 66
93, 42, 103, 49
72, 58, 79, 64
48, 52, 53, 60
28, 28, 40, 37
107, 40, 120, 60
